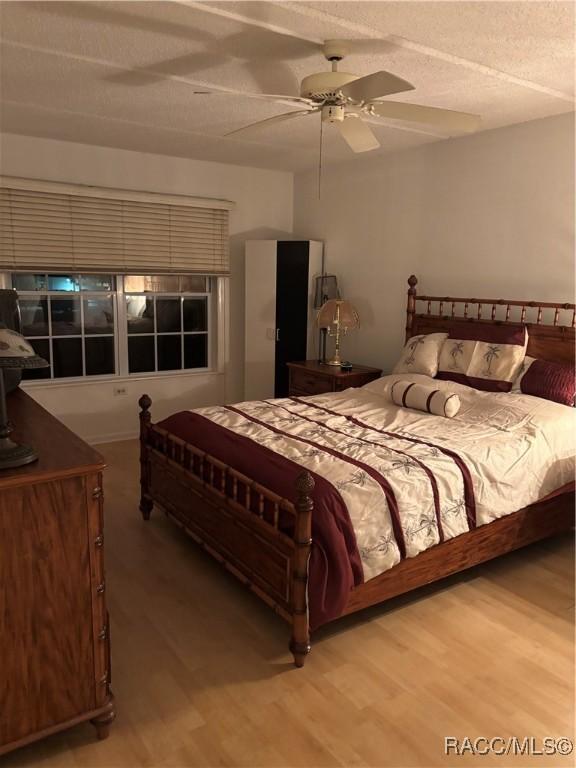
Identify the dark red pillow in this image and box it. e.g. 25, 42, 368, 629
520, 359, 575, 406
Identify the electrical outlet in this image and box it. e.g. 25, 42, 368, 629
113, 386, 127, 396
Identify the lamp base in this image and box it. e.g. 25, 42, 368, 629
325, 355, 342, 366
0, 436, 39, 469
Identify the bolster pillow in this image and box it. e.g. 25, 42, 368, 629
390, 380, 461, 418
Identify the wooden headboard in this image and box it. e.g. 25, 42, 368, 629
405, 275, 575, 366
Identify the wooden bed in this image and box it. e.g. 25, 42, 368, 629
138, 276, 575, 667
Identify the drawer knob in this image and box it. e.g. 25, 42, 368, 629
92, 487, 103, 500
96, 582, 105, 595
94, 535, 104, 548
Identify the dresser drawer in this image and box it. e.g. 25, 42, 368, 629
290, 368, 334, 395
334, 371, 381, 391
0, 476, 96, 747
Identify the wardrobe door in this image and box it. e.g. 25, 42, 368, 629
245, 241, 277, 401
275, 242, 309, 397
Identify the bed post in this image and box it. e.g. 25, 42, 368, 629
406, 274, 418, 341
290, 471, 315, 668
138, 394, 153, 521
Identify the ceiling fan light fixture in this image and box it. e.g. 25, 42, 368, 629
322, 105, 345, 124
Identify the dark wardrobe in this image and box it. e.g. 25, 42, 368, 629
245, 240, 323, 399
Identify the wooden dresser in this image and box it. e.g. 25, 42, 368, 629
0, 390, 114, 756
287, 360, 382, 396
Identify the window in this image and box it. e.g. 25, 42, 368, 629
11, 273, 212, 381
125, 275, 209, 374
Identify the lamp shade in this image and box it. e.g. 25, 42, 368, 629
0, 329, 49, 369
313, 274, 340, 309
317, 299, 360, 330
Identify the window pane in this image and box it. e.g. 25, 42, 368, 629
20, 298, 49, 336
84, 296, 114, 334
156, 299, 181, 333
183, 298, 207, 332
12, 273, 47, 292
22, 339, 51, 380
51, 298, 81, 335
158, 335, 182, 371
128, 336, 155, 373
127, 296, 155, 334
184, 334, 208, 369
80, 275, 114, 291
180, 276, 208, 293
48, 274, 80, 292
124, 275, 179, 293
53, 338, 82, 378
85, 337, 115, 376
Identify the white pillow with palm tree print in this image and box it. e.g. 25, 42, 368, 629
393, 333, 448, 377
437, 323, 528, 392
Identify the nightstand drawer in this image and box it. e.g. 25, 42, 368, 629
287, 361, 382, 398
290, 368, 334, 395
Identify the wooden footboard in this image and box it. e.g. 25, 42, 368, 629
138, 395, 314, 667
139, 395, 574, 668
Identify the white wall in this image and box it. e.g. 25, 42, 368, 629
0, 134, 294, 442
293, 113, 575, 372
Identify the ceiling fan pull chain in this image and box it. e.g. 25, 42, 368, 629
318, 116, 324, 200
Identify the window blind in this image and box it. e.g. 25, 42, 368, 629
0, 179, 232, 275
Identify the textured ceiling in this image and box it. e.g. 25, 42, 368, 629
0, 1, 574, 172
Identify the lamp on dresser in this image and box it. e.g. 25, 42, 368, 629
0, 328, 49, 468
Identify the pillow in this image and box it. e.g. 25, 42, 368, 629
437, 323, 527, 392
390, 379, 461, 418
393, 333, 448, 377
512, 356, 575, 406
511, 356, 535, 392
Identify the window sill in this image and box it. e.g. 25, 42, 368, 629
20, 369, 222, 390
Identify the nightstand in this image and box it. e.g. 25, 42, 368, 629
287, 360, 382, 396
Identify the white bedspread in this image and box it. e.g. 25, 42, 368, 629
194, 375, 575, 583
362, 373, 575, 518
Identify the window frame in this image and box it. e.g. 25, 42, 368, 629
119, 277, 213, 378
7, 272, 215, 385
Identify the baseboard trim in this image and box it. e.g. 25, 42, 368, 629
87, 430, 139, 446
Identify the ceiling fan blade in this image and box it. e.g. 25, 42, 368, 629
337, 117, 380, 153
194, 89, 316, 108
226, 109, 318, 137
340, 71, 414, 102
370, 101, 481, 133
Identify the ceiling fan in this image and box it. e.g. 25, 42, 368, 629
202, 40, 481, 153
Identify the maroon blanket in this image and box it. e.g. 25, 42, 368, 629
159, 411, 363, 631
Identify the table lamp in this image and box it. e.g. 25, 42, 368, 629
0, 328, 49, 469
317, 299, 360, 366
313, 275, 340, 363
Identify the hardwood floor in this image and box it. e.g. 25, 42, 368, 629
4, 439, 574, 768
